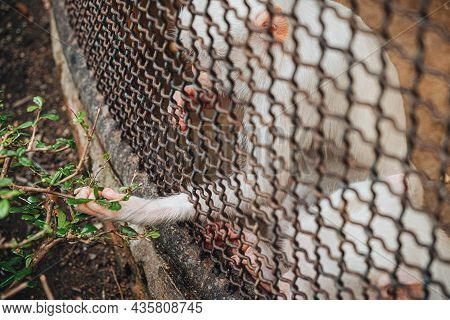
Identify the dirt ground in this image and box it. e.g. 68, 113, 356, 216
0, 0, 133, 299
337, 0, 450, 221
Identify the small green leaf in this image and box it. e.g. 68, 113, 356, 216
67, 198, 91, 205
41, 113, 59, 121
50, 170, 63, 185
76, 111, 86, 119
80, 223, 98, 236
18, 157, 33, 167
14, 267, 31, 282
63, 181, 73, 190
27, 195, 40, 204
25, 256, 32, 268
33, 219, 46, 230
71, 212, 88, 224
16, 121, 33, 130
57, 211, 69, 229
33, 96, 44, 107
56, 228, 68, 237
61, 164, 75, 176
16, 147, 26, 157
0, 264, 15, 273
145, 230, 161, 239
0, 199, 10, 219
96, 199, 122, 211
103, 153, 111, 161
26, 105, 39, 112
9, 207, 24, 214
120, 226, 138, 237
4, 150, 16, 157
0, 149, 15, 156
0, 189, 21, 199
35, 140, 46, 148
109, 201, 122, 211
93, 186, 99, 199
0, 256, 22, 273
21, 214, 35, 221
0, 177, 12, 187
68, 139, 76, 149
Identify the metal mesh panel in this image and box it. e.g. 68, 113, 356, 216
64, 0, 449, 299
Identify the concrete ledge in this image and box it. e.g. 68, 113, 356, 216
50, 0, 241, 299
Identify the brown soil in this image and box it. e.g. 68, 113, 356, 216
0, 0, 133, 299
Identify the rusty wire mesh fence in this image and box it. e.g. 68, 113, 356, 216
63, 0, 449, 299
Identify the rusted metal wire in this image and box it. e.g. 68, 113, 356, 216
64, 0, 449, 299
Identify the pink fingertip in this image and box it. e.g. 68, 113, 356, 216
102, 188, 122, 200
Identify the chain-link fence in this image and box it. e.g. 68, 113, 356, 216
63, 0, 449, 299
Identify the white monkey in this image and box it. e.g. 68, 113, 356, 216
174, 0, 423, 204
74, 0, 434, 298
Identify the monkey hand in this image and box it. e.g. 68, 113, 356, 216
74, 187, 126, 219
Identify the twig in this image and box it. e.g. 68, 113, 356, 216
0, 145, 71, 159
45, 201, 54, 226
11, 95, 33, 108
110, 266, 124, 300
11, 184, 75, 199
30, 237, 67, 267
0, 132, 12, 150
0, 281, 28, 300
27, 109, 42, 151
0, 230, 47, 250
39, 275, 55, 300
89, 166, 106, 187
0, 157, 11, 178
130, 170, 138, 185
30, 231, 116, 267
58, 108, 101, 185
33, 145, 71, 153
67, 203, 76, 219
0, 131, 12, 178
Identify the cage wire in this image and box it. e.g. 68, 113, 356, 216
64, 0, 449, 299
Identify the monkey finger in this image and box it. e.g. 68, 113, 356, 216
74, 188, 95, 210
75, 203, 99, 216
102, 188, 124, 201
75, 187, 91, 198
85, 201, 116, 218
74, 188, 96, 214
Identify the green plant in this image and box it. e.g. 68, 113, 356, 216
0, 94, 158, 295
